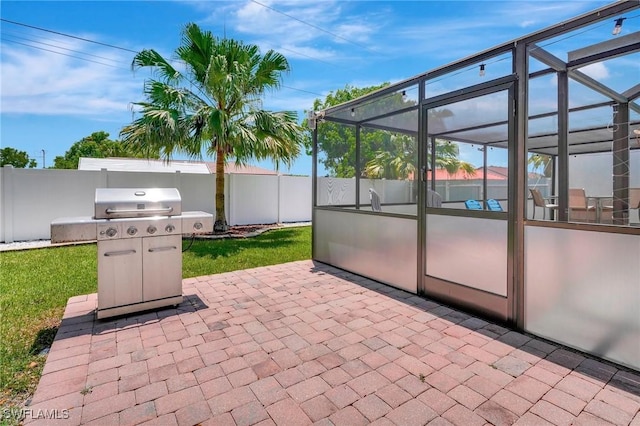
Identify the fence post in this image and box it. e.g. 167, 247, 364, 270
2, 166, 14, 243
228, 173, 233, 226
100, 168, 108, 188
174, 170, 181, 195
277, 174, 282, 224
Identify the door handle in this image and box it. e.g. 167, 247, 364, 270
148, 246, 177, 253
104, 249, 137, 257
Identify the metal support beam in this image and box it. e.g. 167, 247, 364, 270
355, 125, 361, 210
613, 103, 630, 225
623, 83, 640, 101
530, 44, 640, 114
557, 71, 570, 223
417, 80, 427, 295
311, 124, 318, 258
512, 42, 527, 328
568, 31, 640, 63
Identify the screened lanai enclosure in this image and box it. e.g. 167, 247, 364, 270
310, 0, 640, 371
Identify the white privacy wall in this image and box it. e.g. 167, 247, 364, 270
0, 166, 311, 242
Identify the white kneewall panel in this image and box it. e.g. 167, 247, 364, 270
525, 226, 640, 371
314, 209, 417, 293
426, 214, 508, 296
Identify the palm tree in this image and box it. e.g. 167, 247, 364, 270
364, 137, 475, 179
120, 23, 303, 232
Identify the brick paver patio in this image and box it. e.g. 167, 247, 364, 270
25, 260, 640, 425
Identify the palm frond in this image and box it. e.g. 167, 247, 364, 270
132, 49, 181, 83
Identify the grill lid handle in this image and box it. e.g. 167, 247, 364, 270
104, 207, 174, 215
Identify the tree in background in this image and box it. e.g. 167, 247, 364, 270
120, 23, 303, 232
52, 131, 156, 169
305, 85, 475, 179
303, 84, 390, 178
0, 147, 37, 168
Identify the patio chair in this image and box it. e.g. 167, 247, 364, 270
529, 188, 558, 220
568, 188, 596, 222
629, 188, 640, 223
427, 189, 442, 208
369, 188, 382, 212
464, 199, 483, 210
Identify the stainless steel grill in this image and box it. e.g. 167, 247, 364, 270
51, 188, 213, 319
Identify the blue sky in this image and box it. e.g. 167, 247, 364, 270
0, 0, 621, 175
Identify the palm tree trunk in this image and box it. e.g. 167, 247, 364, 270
214, 148, 228, 232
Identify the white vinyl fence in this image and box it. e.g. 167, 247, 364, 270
0, 166, 311, 243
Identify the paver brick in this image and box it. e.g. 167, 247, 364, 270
119, 371, 150, 392
148, 363, 178, 383
324, 384, 360, 409
475, 400, 519, 426
595, 387, 640, 416
138, 413, 178, 426
584, 399, 633, 425
155, 385, 204, 416
556, 373, 603, 402
200, 376, 232, 399
344, 370, 388, 397
231, 401, 269, 426
208, 386, 257, 416
287, 376, 331, 403
386, 399, 438, 426
524, 364, 563, 387
266, 398, 313, 426
274, 368, 305, 388
81, 391, 136, 423
417, 388, 457, 415
504, 374, 551, 403
299, 395, 338, 422
166, 372, 198, 393
491, 389, 533, 416
530, 399, 575, 426
354, 394, 391, 421
572, 411, 617, 425
135, 381, 168, 404
119, 401, 157, 425
330, 406, 369, 426
513, 412, 554, 426
426, 371, 460, 393
543, 388, 587, 416
375, 383, 412, 409
493, 355, 532, 377
247, 377, 285, 406
447, 384, 486, 410
228, 367, 258, 387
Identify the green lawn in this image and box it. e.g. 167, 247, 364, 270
0, 226, 311, 407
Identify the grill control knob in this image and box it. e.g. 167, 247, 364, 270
105, 227, 118, 238
165, 224, 175, 233
127, 226, 138, 236
193, 222, 203, 230
147, 225, 157, 235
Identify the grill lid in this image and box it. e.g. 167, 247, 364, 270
94, 188, 182, 219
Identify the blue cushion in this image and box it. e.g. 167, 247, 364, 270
487, 199, 503, 211
465, 200, 483, 210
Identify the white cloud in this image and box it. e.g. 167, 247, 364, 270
1, 39, 142, 117
580, 62, 610, 80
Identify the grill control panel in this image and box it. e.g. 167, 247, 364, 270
97, 218, 181, 241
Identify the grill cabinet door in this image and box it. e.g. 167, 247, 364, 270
98, 238, 143, 309
142, 235, 182, 302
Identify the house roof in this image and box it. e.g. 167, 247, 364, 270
78, 157, 277, 175
432, 168, 507, 181
205, 162, 278, 175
